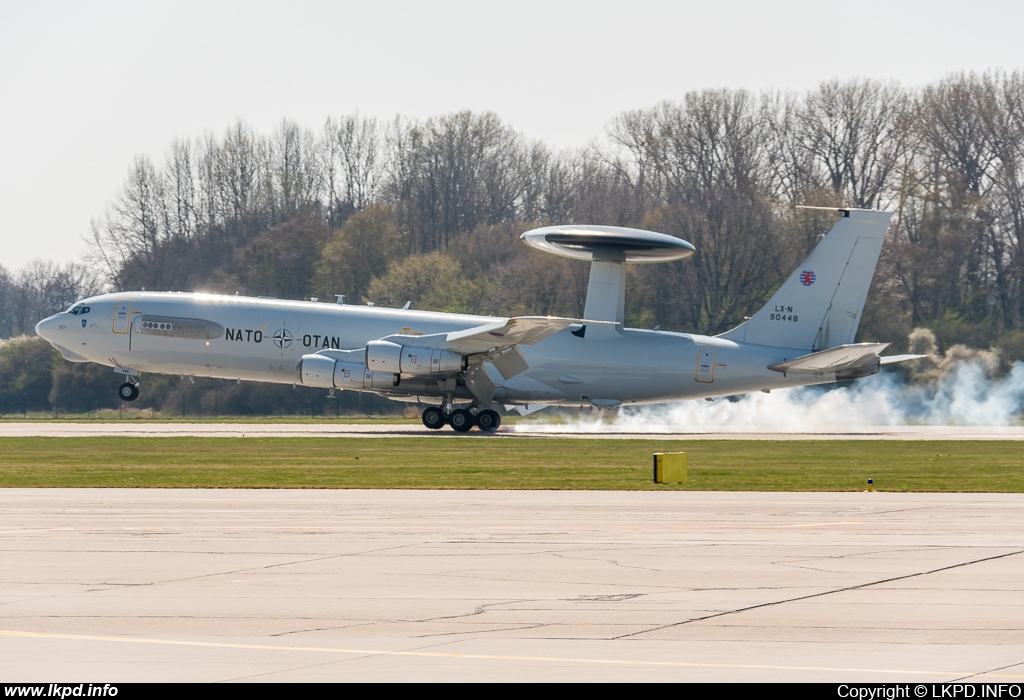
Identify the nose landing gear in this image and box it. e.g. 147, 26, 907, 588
118, 382, 139, 402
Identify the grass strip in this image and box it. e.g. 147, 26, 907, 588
1, 437, 1022, 491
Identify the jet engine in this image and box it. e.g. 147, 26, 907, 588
297, 354, 399, 390
298, 341, 467, 390
365, 340, 467, 375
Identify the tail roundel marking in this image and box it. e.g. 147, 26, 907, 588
800, 271, 816, 286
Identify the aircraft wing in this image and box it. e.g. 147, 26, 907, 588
768, 342, 890, 374
444, 316, 583, 352
380, 316, 583, 355
378, 316, 589, 382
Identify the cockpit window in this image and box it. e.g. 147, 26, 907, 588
67, 305, 91, 316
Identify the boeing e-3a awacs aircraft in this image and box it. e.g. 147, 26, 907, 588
36, 208, 910, 432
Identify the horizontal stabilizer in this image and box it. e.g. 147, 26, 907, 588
768, 342, 890, 374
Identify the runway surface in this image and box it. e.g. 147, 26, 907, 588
2, 421, 1024, 439
2, 489, 1023, 682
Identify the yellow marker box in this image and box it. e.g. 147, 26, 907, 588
653, 452, 687, 483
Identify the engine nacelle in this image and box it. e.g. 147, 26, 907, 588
298, 353, 337, 388
333, 361, 400, 390
365, 340, 466, 376
297, 355, 399, 389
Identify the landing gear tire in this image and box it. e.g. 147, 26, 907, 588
449, 408, 474, 433
422, 406, 446, 430
476, 409, 501, 433
118, 382, 139, 402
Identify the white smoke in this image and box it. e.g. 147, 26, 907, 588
514, 332, 1024, 434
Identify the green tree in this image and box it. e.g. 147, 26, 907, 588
312, 204, 405, 303
49, 361, 123, 414
235, 214, 332, 299
365, 252, 484, 314
0, 337, 58, 414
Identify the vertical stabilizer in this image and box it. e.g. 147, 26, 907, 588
720, 209, 892, 350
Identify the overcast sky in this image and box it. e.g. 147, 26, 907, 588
2, 0, 1022, 272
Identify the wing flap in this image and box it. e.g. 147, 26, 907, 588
463, 362, 497, 405
489, 345, 530, 380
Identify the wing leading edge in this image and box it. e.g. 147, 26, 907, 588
382, 316, 582, 353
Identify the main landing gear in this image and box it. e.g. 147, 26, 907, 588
118, 381, 139, 402
421, 406, 446, 430
421, 405, 501, 433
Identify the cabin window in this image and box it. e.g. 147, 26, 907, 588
135, 315, 223, 340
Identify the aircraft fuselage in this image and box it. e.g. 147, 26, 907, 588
35, 291, 834, 408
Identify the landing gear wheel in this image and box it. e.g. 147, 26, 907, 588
421, 406, 446, 430
449, 408, 474, 433
118, 382, 139, 402
476, 409, 501, 432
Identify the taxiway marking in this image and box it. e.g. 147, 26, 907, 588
2, 629, 1022, 679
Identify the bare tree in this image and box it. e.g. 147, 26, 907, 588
385, 111, 532, 251
11, 261, 101, 335
219, 121, 261, 230
331, 114, 382, 215
981, 72, 1024, 326
164, 138, 197, 243
761, 90, 824, 206
797, 79, 910, 209
605, 108, 663, 224
90, 155, 166, 289
0, 265, 15, 338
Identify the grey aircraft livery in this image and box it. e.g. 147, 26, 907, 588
35, 208, 915, 432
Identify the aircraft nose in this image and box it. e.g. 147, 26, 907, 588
35, 315, 61, 342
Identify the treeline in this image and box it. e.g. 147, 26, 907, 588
0, 262, 100, 338
4, 72, 1024, 416
0, 335, 398, 417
